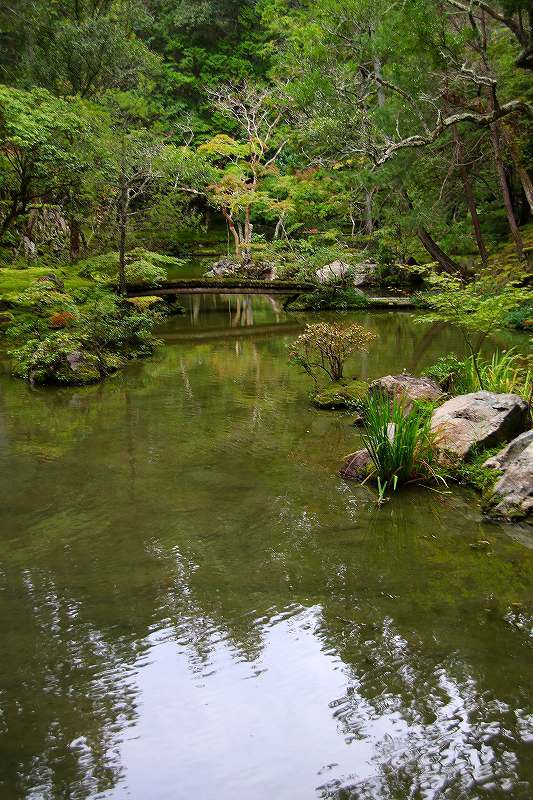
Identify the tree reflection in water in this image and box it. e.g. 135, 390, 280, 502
0, 298, 531, 799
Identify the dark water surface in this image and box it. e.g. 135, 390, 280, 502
0, 297, 532, 800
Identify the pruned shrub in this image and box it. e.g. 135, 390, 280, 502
289, 321, 376, 384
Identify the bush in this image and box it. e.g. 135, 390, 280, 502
292, 287, 369, 311
7, 283, 162, 385
422, 355, 473, 394
290, 321, 376, 383
10, 333, 101, 385
77, 248, 183, 286
449, 447, 501, 495
505, 302, 533, 331
360, 392, 445, 496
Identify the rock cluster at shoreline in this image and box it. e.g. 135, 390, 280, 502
338, 373, 532, 522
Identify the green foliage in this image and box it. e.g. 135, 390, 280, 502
423, 349, 532, 399
422, 354, 474, 394
264, 235, 354, 281
10, 332, 101, 385
6, 282, 162, 385
292, 287, 369, 311
360, 392, 446, 494
77, 249, 183, 285
419, 275, 531, 387
505, 302, 533, 331
449, 448, 501, 495
2, 1, 158, 98
0, 85, 99, 241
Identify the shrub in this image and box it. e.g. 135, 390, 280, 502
422, 354, 471, 393
7, 284, 162, 384
292, 287, 369, 311
9, 333, 101, 385
504, 302, 533, 331
450, 447, 501, 495
290, 321, 376, 384
49, 310, 75, 329
77, 248, 182, 286
419, 274, 530, 388
360, 392, 445, 496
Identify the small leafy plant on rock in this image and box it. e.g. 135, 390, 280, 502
423, 349, 532, 402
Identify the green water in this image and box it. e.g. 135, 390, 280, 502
0, 297, 532, 800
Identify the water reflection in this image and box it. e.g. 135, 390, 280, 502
0, 297, 531, 799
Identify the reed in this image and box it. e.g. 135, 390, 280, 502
360, 393, 445, 497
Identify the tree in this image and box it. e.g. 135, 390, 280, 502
289, 321, 376, 384
283, 0, 532, 266
173, 82, 288, 264
107, 129, 174, 294
0, 0, 157, 98
0, 85, 96, 243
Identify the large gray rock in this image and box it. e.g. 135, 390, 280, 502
204, 259, 238, 278
369, 374, 443, 411
316, 259, 377, 287
316, 260, 350, 284
340, 448, 372, 480
483, 431, 533, 520
352, 260, 377, 287
430, 391, 529, 458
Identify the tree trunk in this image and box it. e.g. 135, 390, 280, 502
274, 215, 287, 240
401, 189, 464, 276
69, 218, 81, 262
117, 184, 127, 296
415, 225, 465, 276
504, 131, 533, 214
364, 188, 374, 236
222, 210, 241, 258
243, 205, 253, 263
452, 125, 488, 266
489, 108, 524, 260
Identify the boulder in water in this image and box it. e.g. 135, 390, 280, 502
483, 430, 533, 520
430, 391, 529, 458
369, 374, 443, 411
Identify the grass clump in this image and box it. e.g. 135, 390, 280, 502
360, 392, 446, 498
423, 349, 532, 400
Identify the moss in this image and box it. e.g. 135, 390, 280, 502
312, 380, 368, 409
447, 447, 501, 496
0, 266, 92, 301
0, 310, 14, 330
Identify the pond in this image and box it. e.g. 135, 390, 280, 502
0, 296, 532, 800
